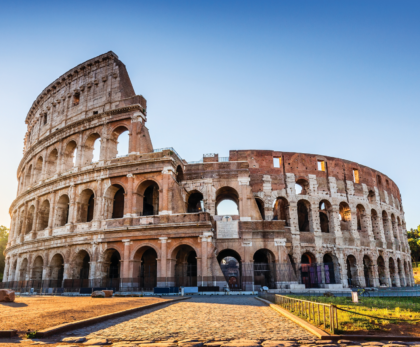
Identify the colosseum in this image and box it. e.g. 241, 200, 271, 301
1, 51, 414, 293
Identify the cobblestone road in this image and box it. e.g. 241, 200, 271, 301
68, 296, 314, 342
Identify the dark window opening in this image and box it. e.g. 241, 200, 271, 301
256, 199, 265, 220
112, 187, 125, 219
87, 194, 95, 222
297, 200, 310, 232
187, 191, 204, 213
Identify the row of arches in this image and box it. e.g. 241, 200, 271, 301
19, 126, 130, 192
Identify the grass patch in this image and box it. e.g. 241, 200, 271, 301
286, 295, 420, 333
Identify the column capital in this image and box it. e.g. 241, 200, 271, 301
159, 237, 170, 243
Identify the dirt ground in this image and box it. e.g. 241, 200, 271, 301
0, 296, 168, 336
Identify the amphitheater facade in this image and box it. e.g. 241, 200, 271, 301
2, 51, 414, 292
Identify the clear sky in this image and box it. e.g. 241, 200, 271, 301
0, 0, 419, 229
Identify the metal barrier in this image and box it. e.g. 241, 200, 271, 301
260, 292, 338, 333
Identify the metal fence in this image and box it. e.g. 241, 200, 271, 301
260, 293, 338, 333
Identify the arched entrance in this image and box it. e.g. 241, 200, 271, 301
50, 254, 64, 287
173, 245, 197, 287
102, 249, 121, 290
323, 254, 336, 284
300, 252, 319, 288
253, 249, 276, 289
217, 249, 242, 290
363, 255, 374, 287
346, 255, 358, 287
133, 247, 158, 290
377, 255, 387, 286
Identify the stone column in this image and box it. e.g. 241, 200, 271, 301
200, 232, 212, 286
158, 237, 169, 287
47, 192, 56, 236
3, 258, 10, 282
121, 239, 132, 288
160, 167, 174, 215
31, 198, 39, 239
124, 174, 134, 217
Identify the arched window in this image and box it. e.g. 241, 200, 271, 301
273, 197, 290, 226
82, 133, 101, 165
363, 255, 374, 287
176, 165, 184, 183
368, 190, 376, 204
37, 200, 50, 231
104, 184, 125, 219
25, 165, 32, 187
77, 189, 95, 223
137, 181, 160, 216
63, 141, 78, 170
255, 199, 265, 220
55, 195, 70, 227
295, 179, 309, 195
33, 156, 43, 182
32, 256, 44, 281
19, 258, 28, 281
297, 200, 310, 232
356, 204, 369, 236
377, 255, 387, 286
110, 126, 130, 158
25, 205, 35, 234
216, 186, 239, 215
46, 149, 59, 177
187, 191, 204, 213
371, 209, 381, 241
339, 202, 351, 231
319, 200, 333, 233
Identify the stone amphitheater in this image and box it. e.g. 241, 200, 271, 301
2, 51, 413, 292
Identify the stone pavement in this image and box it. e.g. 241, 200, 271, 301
65, 296, 314, 342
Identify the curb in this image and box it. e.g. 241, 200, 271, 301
255, 297, 330, 338
0, 330, 17, 338
34, 296, 190, 338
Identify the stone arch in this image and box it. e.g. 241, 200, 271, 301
49, 253, 64, 285
19, 258, 29, 281
55, 194, 70, 227
215, 186, 239, 216
37, 199, 50, 231
371, 209, 381, 241
356, 204, 369, 239
25, 205, 35, 234
391, 213, 398, 240
382, 210, 392, 245
25, 164, 33, 187
186, 190, 204, 213
397, 258, 405, 286
319, 199, 333, 233
255, 198, 265, 220
63, 140, 78, 170
389, 256, 397, 287
101, 248, 121, 282
300, 252, 317, 288
45, 148, 59, 177
176, 165, 184, 183
377, 255, 387, 286
72, 249, 91, 281
9, 259, 17, 281
363, 255, 374, 287
137, 180, 160, 216
109, 125, 130, 158
346, 254, 358, 287
32, 255, 44, 281
323, 253, 339, 285
104, 184, 125, 219
273, 197, 290, 226
368, 190, 376, 204
297, 199, 311, 232
171, 244, 198, 287
133, 246, 158, 289
295, 178, 309, 195
253, 249, 277, 289
77, 189, 95, 223
217, 248, 242, 290
33, 156, 44, 181
82, 132, 101, 165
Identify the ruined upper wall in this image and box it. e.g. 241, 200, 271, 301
228, 149, 402, 207
24, 51, 146, 152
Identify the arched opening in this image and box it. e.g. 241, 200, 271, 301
9, 260, 17, 282
73, 250, 90, 283
356, 204, 369, 238
217, 249, 242, 290
404, 261, 410, 286
323, 254, 336, 284
346, 255, 358, 287
339, 202, 351, 231
371, 209, 381, 241
363, 255, 374, 287
295, 179, 309, 195
377, 255, 387, 286
77, 189, 95, 223
176, 165, 184, 183
25, 165, 32, 187
273, 197, 290, 226
50, 254, 64, 286
37, 200, 50, 231
382, 211, 392, 245
368, 190, 376, 204
391, 214, 398, 244
397, 258, 405, 286
46, 149, 59, 177
32, 256, 44, 281
103, 185, 125, 219
34, 156, 43, 182
319, 200, 333, 233
216, 186, 239, 215
300, 252, 318, 288
63, 141, 77, 170
133, 247, 158, 290
82, 133, 101, 165
173, 245, 197, 287
137, 181, 159, 216
110, 126, 129, 158
255, 199, 265, 220
389, 257, 397, 287
19, 258, 28, 281
297, 199, 310, 232
55, 195, 70, 227
376, 174, 382, 187
25, 205, 35, 234
187, 191, 204, 213
102, 249, 121, 288
253, 249, 276, 289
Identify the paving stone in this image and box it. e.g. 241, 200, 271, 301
179, 343, 203, 347
222, 340, 261, 347
361, 344, 385, 347
83, 339, 110, 345
62, 337, 87, 343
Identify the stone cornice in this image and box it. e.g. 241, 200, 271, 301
18, 103, 144, 175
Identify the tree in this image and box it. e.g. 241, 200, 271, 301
0, 226, 9, 281
407, 225, 420, 262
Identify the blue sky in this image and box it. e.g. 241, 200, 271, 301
0, 0, 418, 228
